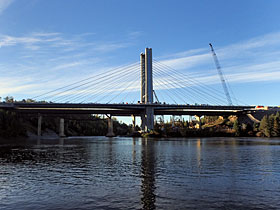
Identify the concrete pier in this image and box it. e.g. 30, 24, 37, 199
171, 115, 175, 127
106, 117, 115, 137
132, 115, 136, 131
59, 118, 65, 137
37, 114, 42, 137
141, 114, 146, 131
145, 107, 154, 131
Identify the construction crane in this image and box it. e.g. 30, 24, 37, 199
209, 43, 233, 106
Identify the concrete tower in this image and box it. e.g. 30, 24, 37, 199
140, 53, 145, 103
140, 48, 154, 131
145, 48, 153, 103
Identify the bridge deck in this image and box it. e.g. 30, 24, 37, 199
0, 102, 257, 116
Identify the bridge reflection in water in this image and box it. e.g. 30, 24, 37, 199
140, 139, 156, 210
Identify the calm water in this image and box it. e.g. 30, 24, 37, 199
1, 137, 280, 210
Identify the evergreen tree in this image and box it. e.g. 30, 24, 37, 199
272, 118, 279, 137
277, 112, 280, 135
272, 113, 280, 137
233, 119, 240, 136
259, 115, 270, 137
268, 114, 274, 133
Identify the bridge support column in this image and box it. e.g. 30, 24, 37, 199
106, 117, 115, 137
140, 107, 154, 132
37, 114, 42, 137
59, 118, 65, 137
132, 115, 136, 131
171, 115, 175, 128
141, 114, 146, 131
145, 107, 154, 132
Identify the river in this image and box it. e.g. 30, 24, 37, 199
0, 137, 280, 210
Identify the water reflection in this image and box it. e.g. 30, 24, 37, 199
141, 138, 156, 210
1, 137, 280, 210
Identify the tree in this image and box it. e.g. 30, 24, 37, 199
4, 96, 14, 103
275, 112, 280, 120
233, 119, 240, 136
259, 115, 270, 137
272, 113, 280, 137
272, 118, 279, 137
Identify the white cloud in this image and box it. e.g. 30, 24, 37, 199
155, 31, 280, 85
93, 42, 130, 53
52, 62, 83, 71
0, 0, 13, 15
0, 76, 38, 96
0, 34, 60, 49
2, 30, 280, 104
127, 31, 143, 39
157, 53, 211, 70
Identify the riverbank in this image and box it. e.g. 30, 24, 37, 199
0, 110, 279, 139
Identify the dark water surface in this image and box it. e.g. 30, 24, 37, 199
1, 137, 280, 210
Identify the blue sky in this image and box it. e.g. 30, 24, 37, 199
0, 0, 280, 106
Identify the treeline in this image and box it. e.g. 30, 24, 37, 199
152, 116, 235, 137
151, 113, 280, 138
0, 110, 131, 138
253, 112, 280, 137
0, 96, 37, 103
0, 96, 132, 138
0, 110, 27, 137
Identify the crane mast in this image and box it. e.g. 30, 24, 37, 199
209, 43, 233, 106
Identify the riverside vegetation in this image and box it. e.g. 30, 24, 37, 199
0, 109, 279, 138
149, 113, 280, 138
0, 96, 279, 138
0, 110, 132, 138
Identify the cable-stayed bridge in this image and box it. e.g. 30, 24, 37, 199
0, 48, 270, 136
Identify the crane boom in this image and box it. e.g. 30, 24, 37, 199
209, 43, 233, 106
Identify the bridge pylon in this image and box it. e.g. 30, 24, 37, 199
140, 48, 154, 132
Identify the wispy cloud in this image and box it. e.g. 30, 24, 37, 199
127, 31, 143, 39
92, 42, 131, 53
2, 30, 280, 104
0, 31, 137, 100
0, 33, 61, 49
52, 62, 84, 71
0, 0, 13, 15
156, 31, 280, 85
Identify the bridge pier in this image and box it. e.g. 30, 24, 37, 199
59, 118, 65, 137
106, 116, 115, 137
141, 114, 146, 131
146, 107, 154, 131
132, 115, 136, 131
141, 107, 154, 132
37, 114, 42, 137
